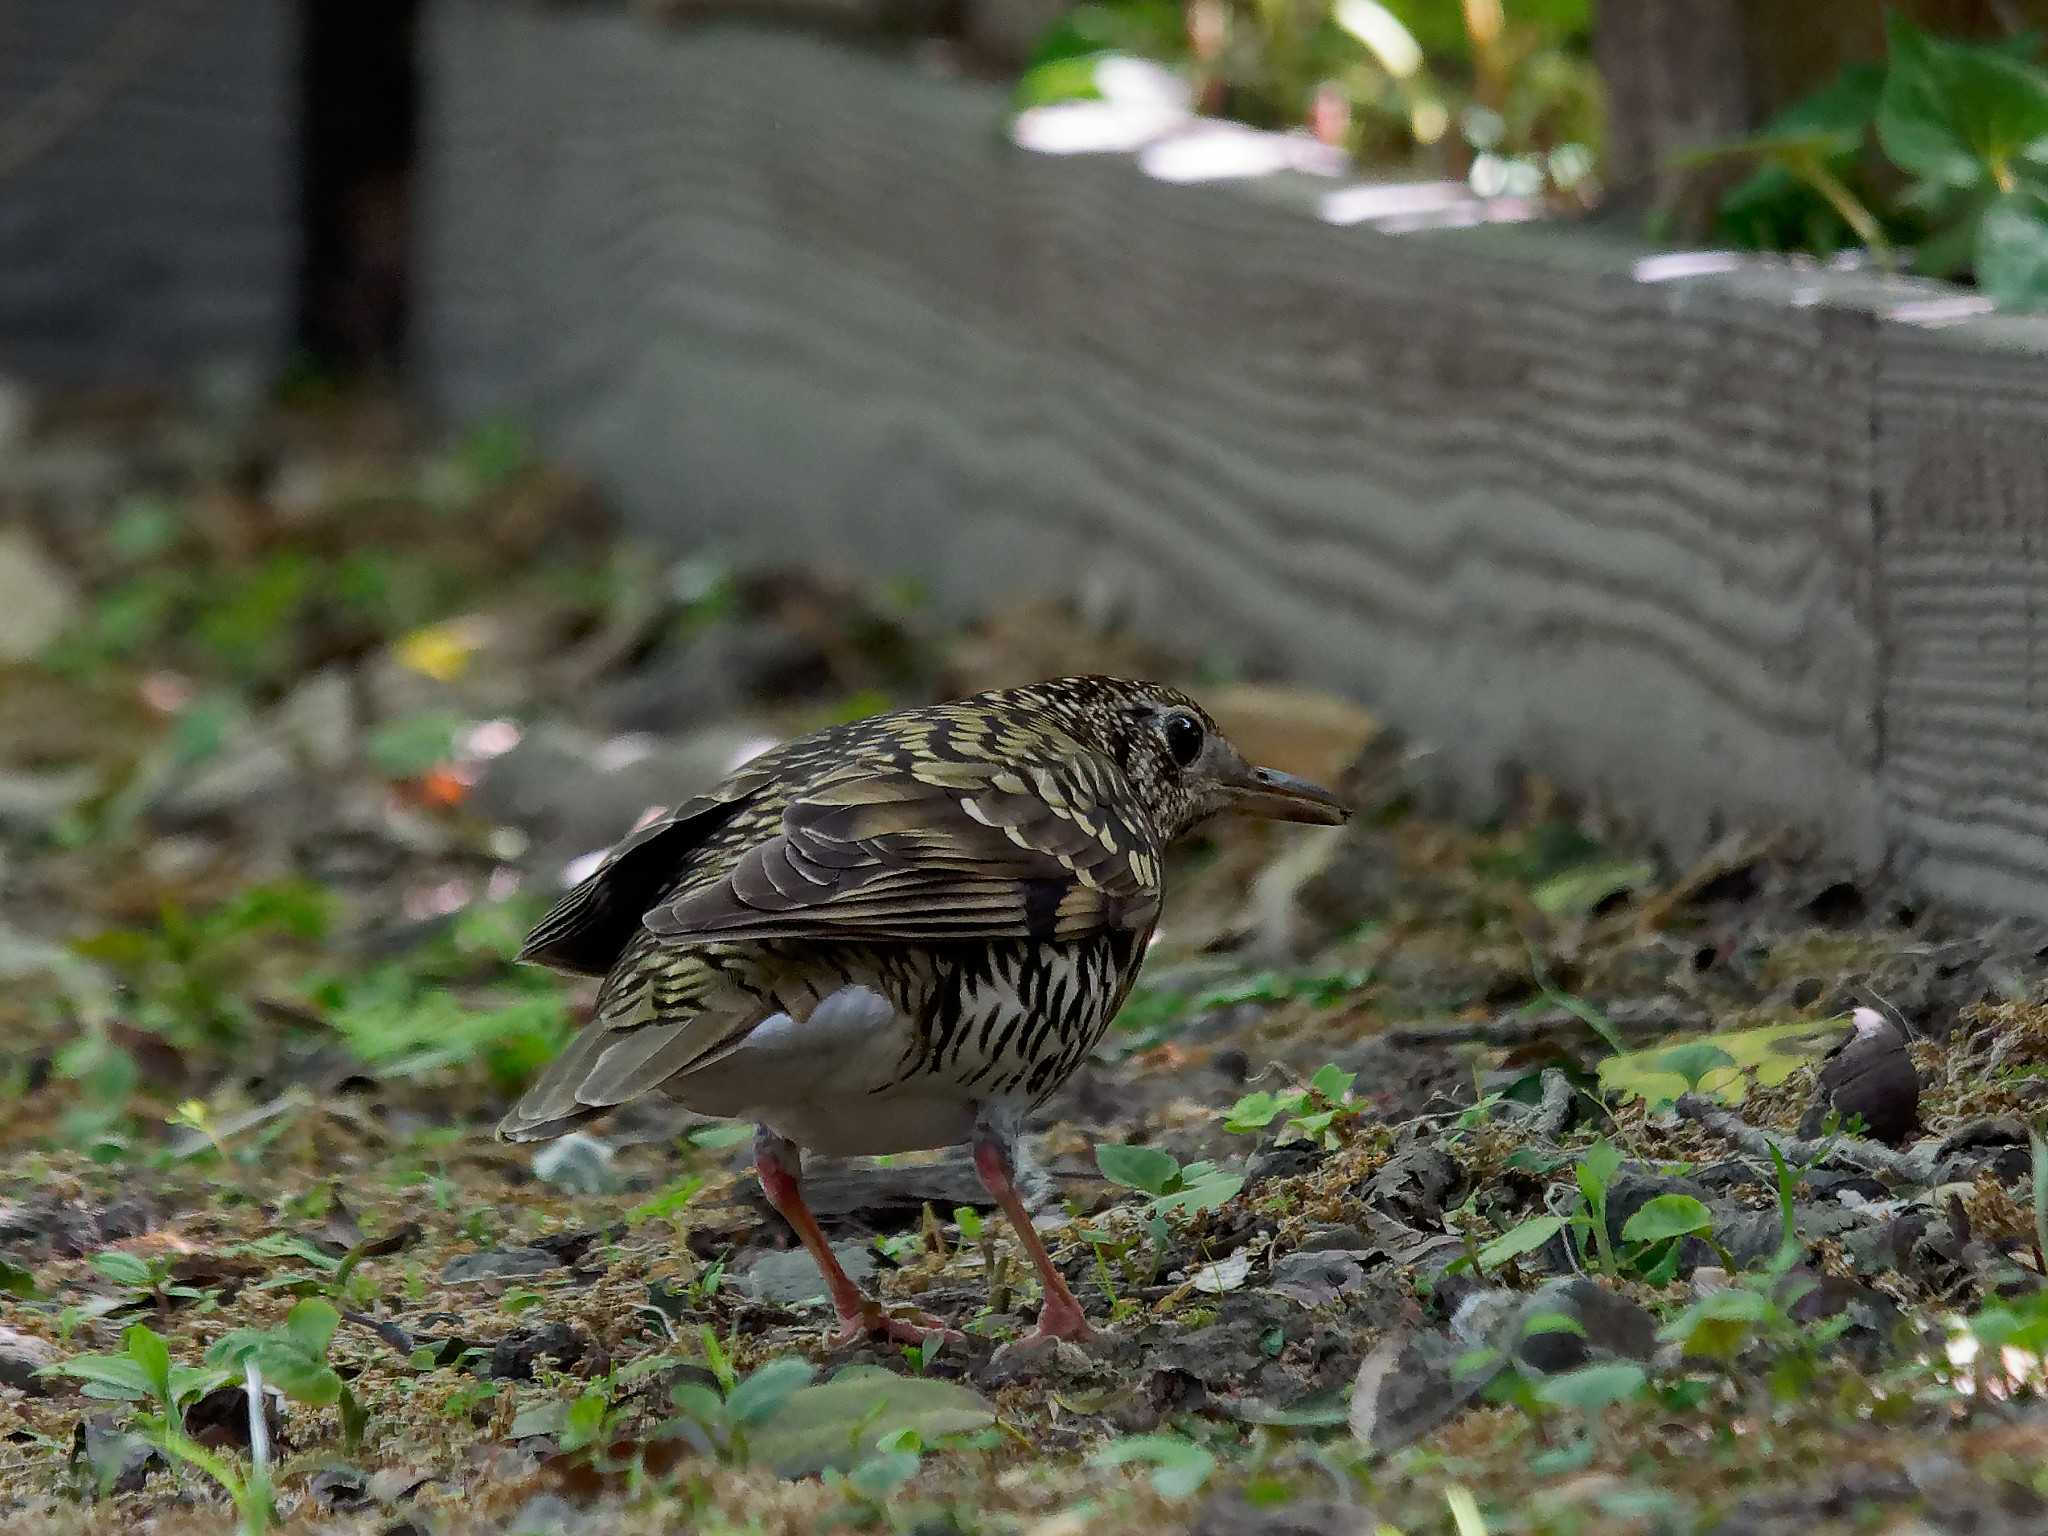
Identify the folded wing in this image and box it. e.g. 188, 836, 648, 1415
645, 752, 1161, 947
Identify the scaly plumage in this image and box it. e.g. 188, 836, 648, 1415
500, 675, 1348, 1345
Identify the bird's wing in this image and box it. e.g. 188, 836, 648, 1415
498, 943, 769, 1140
517, 771, 777, 975
643, 751, 1160, 947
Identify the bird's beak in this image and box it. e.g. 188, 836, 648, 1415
1223, 765, 1351, 826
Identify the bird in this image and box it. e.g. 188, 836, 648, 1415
498, 675, 1350, 1346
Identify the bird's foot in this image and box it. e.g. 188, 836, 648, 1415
831, 1301, 964, 1350
1019, 1298, 1095, 1347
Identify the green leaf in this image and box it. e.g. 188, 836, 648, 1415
1656, 1043, 1737, 1093
1308, 1063, 1357, 1100
1476, 1215, 1565, 1271
1977, 189, 2048, 307
1636, 1237, 1683, 1286
1659, 1284, 1774, 1360
1599, 1019, 1848, 1108
508, 1401, 564, 1439
1769, 59, 1887, 144
0, 1259, 41, 1298
743, 1368, 995, 1477
1095, 1142, 1180, 1198
366, 711, 469, 779
847, 1449, 921, 1498
559, 1389, 610, 1452
629, 1174, 708, 1225
725, 1357, 816, 1428
1015, 53, 1110, 108
1529, 859, 1654, 916
1576, 1140, 1622, 1203
90, 1251, 155, 1289
1091, 1434, 1216, 1499
124, 1325, 174, 1410
286, 1299, 340, 1360
1532, 1362, 1647, 1416
1880, 15, 2048, 188
2032, 1131, 2048, 1271
1880, 14, 1983, 186
1621, 1194, 1715, 1246
1155, 1169, 1244, 1217
225, 1234, 343, 1271
208, 1301, 345, 1407
1223, 1092, 1283, 1132
1026, 0, 1187, 68
340, 1383, 369, 1452
256, 1347, 342, 1407
43, 1352, 156, 1401
669, 1381, 725, 1426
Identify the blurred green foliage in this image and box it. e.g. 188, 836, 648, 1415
1704, 15, 2048, 307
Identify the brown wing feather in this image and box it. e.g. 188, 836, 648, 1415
643, 753, 1160, 947
517, 773, 773, 974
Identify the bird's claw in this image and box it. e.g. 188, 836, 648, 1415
1019, 1300, 1095, 1348
831, 1302, 964, 1350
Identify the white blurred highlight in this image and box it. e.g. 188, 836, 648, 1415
1334, 0, 1423, 76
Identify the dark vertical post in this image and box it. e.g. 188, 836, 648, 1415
298, 0, 419, 376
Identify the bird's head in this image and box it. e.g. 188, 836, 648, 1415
1023, 676, 1353, 842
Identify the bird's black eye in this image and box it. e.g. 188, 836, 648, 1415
1162, 711, 1204, 768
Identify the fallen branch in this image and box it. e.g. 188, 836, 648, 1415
1673, 1094, 1939, 1184
1529, 1068, 1575, 1139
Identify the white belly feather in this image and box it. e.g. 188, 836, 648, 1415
665, 983, 979, 1155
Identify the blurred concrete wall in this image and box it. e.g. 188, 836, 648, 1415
0, 0, 297, 386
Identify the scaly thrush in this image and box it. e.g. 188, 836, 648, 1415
500, 676, 1349, 1345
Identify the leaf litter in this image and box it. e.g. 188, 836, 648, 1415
3, 390, 2048, 1534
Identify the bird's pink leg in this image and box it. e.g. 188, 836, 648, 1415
753, 1130, 961, 1349
972, 1129, 1095, 1344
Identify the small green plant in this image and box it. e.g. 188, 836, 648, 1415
629, 1173, 708, 1228
87, 1249, 215, 1313
1093, 1142, 1243, 1292
206, 1299, 368, 1452
224, 1231, 390, 1309
1658, 1274, 1833, 1375
1095, 1142, 1244, 1217
1090, 1431, 1216, 1499
660, 1331, 817, 1464
1698, 15, 2048, 308
1656, 1173, 1837, 1395
47, 1323, 273, 1532
830, 1425, 927, 1515
1965, 1284, 2048, 1367
1461, 1139, 1622, 1279
1618, 1193, 1729, 1284
1223, 1062, 1359, 1146
1566, 1138, 1617, 1275
321, 984, 572, 1093
71, 882, 333, 1052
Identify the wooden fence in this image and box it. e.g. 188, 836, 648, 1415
408, 2, 2048, 916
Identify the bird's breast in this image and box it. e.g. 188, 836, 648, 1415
889, 930, 1144, 1106
661, 932, 1145, 1155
